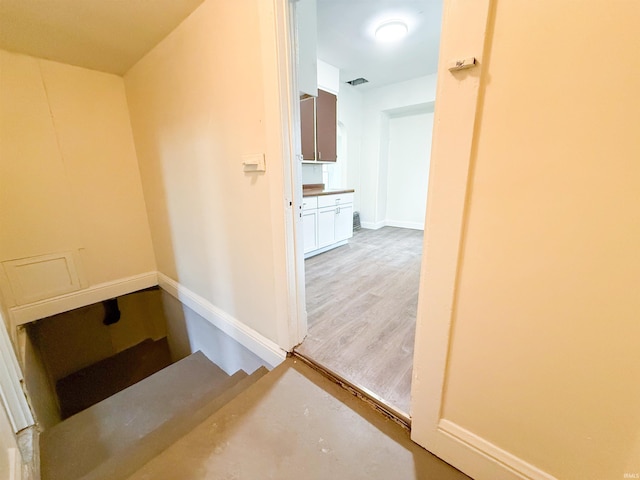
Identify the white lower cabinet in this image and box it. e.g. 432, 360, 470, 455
317, 206, 337, 248
303, 192, 354, 257
335, 203, 353, 242
302, 209, 318, 253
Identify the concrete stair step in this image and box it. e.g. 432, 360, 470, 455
56, 337, 172, 419
125, 358, 471, 480
41, 352, 266, 480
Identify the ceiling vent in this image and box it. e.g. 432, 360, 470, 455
346, 77, 369, 86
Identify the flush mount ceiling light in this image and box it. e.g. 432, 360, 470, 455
375, 21, 408, 43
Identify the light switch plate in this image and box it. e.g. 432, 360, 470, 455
242, 153, 266, 172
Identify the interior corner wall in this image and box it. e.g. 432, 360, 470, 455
358, 75, 437, 228
385, 110, 434, 230
0, 49, 156, 308
124, 0, 287, 346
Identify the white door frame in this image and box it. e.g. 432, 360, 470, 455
0, 311, 34, 433
270, 0, 308, 350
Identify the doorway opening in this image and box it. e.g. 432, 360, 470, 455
290, 0, 442, 419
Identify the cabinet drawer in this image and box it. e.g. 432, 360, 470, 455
302, 197, 318, 210
317, 193, 354, 208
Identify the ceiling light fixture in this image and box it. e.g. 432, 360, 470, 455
374, 21, 408, 43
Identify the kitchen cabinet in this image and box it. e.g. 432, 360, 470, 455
303, 192, 354, 257
317, 203, 353, 248
300, 89, 337, 162
334, 203, 354, 242
302, 197, 318, 254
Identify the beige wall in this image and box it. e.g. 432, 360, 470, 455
0, 50, 156, 309
427, 2, 640, 479
125, 0, 289, 344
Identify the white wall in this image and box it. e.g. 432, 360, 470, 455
125, 0, 291, 348
317, 59, 339, 94
385, 109, 433, 230
359, 75, 437, 228
301, 164, 323, 185
296, 0, 317, 97
336, 83, 363, 201
0, 50, 156, 318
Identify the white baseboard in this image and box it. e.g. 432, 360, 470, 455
304, 240, 348, 258
360, 220, 424, 231
385, 220, 425, 230
438, 419, 557, 480
9, 272, 159, 327
360, 221, 386, 230
157, 273, 286, 368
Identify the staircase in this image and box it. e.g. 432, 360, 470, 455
40, 352, 267, 480
40, 355, 470, 480
56, 338, 173, 419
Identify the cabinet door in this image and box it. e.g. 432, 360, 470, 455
300, 96, 316, 160
335, 204, 354, 242
302, 209, 318, 253
316, 89, 337, 162
317, 206, 337, 248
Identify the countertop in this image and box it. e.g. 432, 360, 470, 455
302, 184, 355, 198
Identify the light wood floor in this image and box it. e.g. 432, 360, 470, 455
296, 226, 423, 415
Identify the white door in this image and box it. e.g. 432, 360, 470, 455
412, 1, 640, 480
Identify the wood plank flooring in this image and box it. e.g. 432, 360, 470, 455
296, 226, 423, 415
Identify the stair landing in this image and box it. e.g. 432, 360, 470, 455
126, 357, 470, 480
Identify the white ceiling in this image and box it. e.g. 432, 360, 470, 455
316, 0, 442, 90
0, 0, 205, 75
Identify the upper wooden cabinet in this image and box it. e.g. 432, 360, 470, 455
301, 89, 337, 162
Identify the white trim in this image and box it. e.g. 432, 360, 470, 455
360, 220, 424, 231
9, 448, 23, 480
270, 0, 308, 350
157, 273, 287, 368
303, 239, 348, 259
0, 312, 34, 433
438, 420, 557, 480
384, 220, 424, 230
258, 0, 307, 351
360, 220, 386, 230
9, 272, 158, 327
